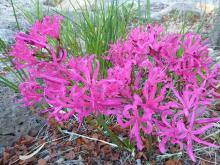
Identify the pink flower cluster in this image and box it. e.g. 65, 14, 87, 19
11, 16, 220, 162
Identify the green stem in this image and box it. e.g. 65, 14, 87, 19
138, 0, 141, 23
10, 0, 21, 31
146, 0, 151, 23
0, 76, 19, 92
97, 114, 125, 148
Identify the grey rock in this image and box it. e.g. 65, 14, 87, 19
0, 1, 25, 29
151, 2, 169, 13
0, 53, 4, 70
0, 0, 46, 43
0, 1, 46, 149
53, 0, 95, 11
151, 2, 202, 21
0, 84, 45, 147
0, 29, 16, 44
0, 145, 4, 156
136, 159, 142, 165
210, 8, 220, 50
56, 157, 65, 164
43, 0, 63, 7
142, 2, 169, 21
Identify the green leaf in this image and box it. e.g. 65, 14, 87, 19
123, 138, 135, 152
97, 115, 125, 148
0, 76, 19, 92
0, 38, 6, 52
196, 74, 202, 84
36, 78, 45, 86
176, 46, 184, 58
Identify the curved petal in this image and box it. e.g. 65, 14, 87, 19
117, 115, 133, 128
186, 138, 196, 162
130, 121, 143, 150
195, 118, 220, 124
192, 135, 218, 147
92, 59, 100, 84
159, 137, 168, 153
189, 111, 195, 130
192, 123, 214, 135
123, 105, 133, 118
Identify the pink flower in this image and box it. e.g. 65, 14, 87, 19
108, 25, 164, 67
11, 39, 37, 69
176, 111, 218, 162
11, 19, 220, 162
19, 80, 44, 106
158, 111, 219, 162
202, 64, 220, 98
172, 84, 210, 117
30, 15, 63, 39
117, 95, 153, 150
157, 111, 185, 154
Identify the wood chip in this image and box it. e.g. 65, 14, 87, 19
38, 159, 47, 165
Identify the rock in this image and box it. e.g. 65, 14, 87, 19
56, 157, 64, 164
0, 29, 16, 44
56, 0, 95, 11
126, 1, 202, 22
196, 3, 215, 14
0, 145, 4, 156
151, 2, 169, 13
134, 2, 168, 21
209, 7, 220, 50
0, 0, 32, 31
43, 0, 63, 7
136, 159, 142, 165
151, 2, 202, 21
208, 48, 220, 63
0, 1, 46, 149
0, 84, 45, 147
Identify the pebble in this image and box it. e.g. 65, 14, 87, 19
0, 145, 4, 156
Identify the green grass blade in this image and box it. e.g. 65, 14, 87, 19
10, 0, 21, 30
0, 76, 19, 92
97, 114, 125, 148
146, 0, 151, 23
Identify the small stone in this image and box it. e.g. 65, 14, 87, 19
56, 157, 64, 163
3, 151, 10, 163
136, 159, 142, 165
65, 151, 76, 160
0, 145, 4, 156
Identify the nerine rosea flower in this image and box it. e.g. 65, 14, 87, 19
11, 16, 220, 162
